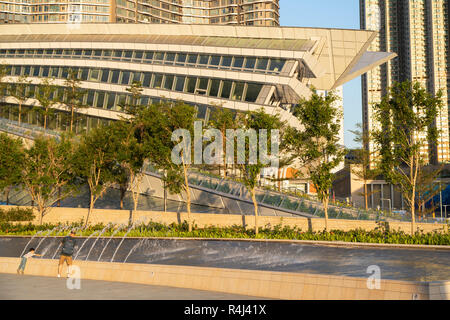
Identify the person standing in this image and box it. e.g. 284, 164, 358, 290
57, 230, 77, 278
17, 248, 42, 275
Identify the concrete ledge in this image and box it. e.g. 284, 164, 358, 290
1, 205, 448, 235
1, 257, 447, 300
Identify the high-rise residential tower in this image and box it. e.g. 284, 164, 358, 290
360, 0, 450, 164
0, 0, 279, 26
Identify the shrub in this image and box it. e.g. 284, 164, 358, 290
0, 220, 448, 245
0, 207, 35, 222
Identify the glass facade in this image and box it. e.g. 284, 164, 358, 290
5, 64, 264, 103
0, 49, 286, 75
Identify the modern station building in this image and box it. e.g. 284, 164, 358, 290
0, 0, 280, 26
0, 23, 395, 137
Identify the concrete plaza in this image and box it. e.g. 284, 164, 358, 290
0, 274, 264, 300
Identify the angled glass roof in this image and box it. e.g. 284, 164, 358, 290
0, 34, 316, 52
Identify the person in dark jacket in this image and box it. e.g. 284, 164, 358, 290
57, 230, 77, 278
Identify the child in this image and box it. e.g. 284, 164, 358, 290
17, 248, 42, 275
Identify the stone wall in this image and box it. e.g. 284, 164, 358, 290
2, 205, 448, 235
1, 257, 447, 300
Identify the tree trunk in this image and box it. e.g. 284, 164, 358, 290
364, 182, 368, 211
183, 164, 192, 232
120, 187, 126, 210
5, 187, 10, 206
323, 196, 329, 232
18, 102, 22, 125
86, 194, 94, 227
411, 189, 416, 235
70, 106, 74, 133
163, 178, 167, 212
251, 187, 259, 235
38, 202, 44, 225
44, 112, 47, 130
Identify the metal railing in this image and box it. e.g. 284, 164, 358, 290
0, 118, 60, 140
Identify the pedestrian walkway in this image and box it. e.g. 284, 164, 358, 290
0, 274, 264, 300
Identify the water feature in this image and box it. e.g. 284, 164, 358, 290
74, 231, 101, 260
85, 223, 112, 261
123, 238, 146, 263
110, 222, 139, 262
34, 226, 61, 252
19, 230, 44, 257
97, 224, 126, 262
2, 224, 449, 282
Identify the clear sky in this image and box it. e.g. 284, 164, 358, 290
279, 0, 361, 149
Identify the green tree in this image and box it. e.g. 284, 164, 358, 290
237, 109, 286, 235
165, 102, 197, 232
136, 101, 197, 231
415, 165, 445, 220
372, 81, 444, 234
63, 68, 87, 133
121, 81, 145, 117
21, 135, 78, 224
208, 107, 236, 177
0, 133, 25, 205
35, 78, 59, 130
110, 120, 147, 215
348, 122, 380, 210
8, 75, 32, 125
72, 125, 119, 226
286, 91, 346, 231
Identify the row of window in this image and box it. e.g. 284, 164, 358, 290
1, 48, 286, 74
7, 65, 264, 103
0, 103, 112, 135
0, 95, 229, 134
5, 82, 240, 123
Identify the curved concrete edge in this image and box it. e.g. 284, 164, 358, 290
0, 257, 448, 300
1, 235, 449, 251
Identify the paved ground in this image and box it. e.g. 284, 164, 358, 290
0, 274, 264, 300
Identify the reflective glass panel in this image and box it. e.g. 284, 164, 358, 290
174, 76, 185, 92
121, 71, 131, 85
110, 70, 120, 84
244, 57, 256, 69
165, 53, 176, 63
232, 57, 244, 68
220, 81, 232, 99
143, 73, 152, 87
153, 74, 163, 88
232, 82, 245, 101
221, 56, 232, 67
186, 77, 196, 93
256, 58, 269, 70
269, 59, 285, 72
245, 83, 262, 102
209, 79, 220, 97
176, 53, 187, 65
199, 55, 209, 65
187, 54, 198, 64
